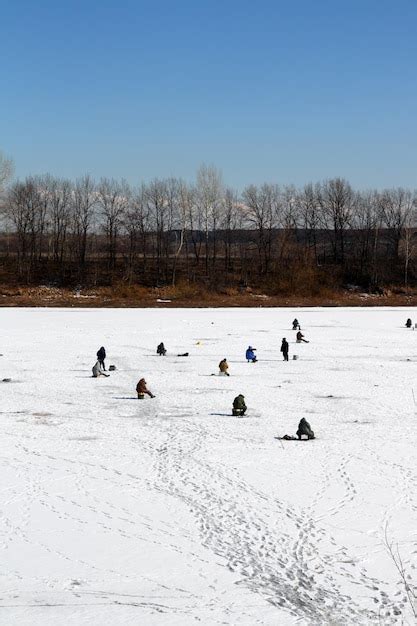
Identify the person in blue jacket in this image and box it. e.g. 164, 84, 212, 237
246, 346, 257, 362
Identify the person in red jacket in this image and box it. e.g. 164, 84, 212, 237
136, 378, 155, 398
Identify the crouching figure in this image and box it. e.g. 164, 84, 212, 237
157, 342, 167, 356
232, 394, 247, 417
136, 378, 155, 399
92, 361, 109, 377
296, 418, 315, 440
219, 358, 230, 376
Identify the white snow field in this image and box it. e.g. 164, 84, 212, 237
1, 307, 417, 626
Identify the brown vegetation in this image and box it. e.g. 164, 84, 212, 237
1, 283, 416, 308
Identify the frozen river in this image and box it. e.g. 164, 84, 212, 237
1, 307, 416, 625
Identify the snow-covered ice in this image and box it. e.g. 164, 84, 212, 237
1, 306, 417, 625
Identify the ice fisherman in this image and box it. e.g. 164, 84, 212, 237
97, 346, 106, 371
219, 358, 230, 376
136, 378, 155, 399
246, 346, 257, 362
292, 318, 300, 330
296, 418, 315, 440
406, 318, 412, 328
232, 394, 247, 416
92, 361, 109, 378
157, 342, 167, 356
280, 338, 289, 361
296, 331, 309, 343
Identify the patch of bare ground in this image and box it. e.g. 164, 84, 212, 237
1, 284, 417, 308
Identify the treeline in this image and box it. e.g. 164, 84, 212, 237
0, 165, 416, 294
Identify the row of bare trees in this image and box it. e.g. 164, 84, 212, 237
0, 160, 417, 290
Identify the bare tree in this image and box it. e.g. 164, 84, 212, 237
379, 188, 415, 262
73, 175, 96, 268
196, 164, 223, 275
242, 183, 277, 275
319, 178, 354, 263
0, 152, 14, 195
125, 184, 152, 282
171, 179, 192, 286
47, 176, 73, 263
97, 178, 130, 271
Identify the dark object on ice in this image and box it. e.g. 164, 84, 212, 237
275, 435, 314, 441
136, 378, 155, 398
296, 418, 315, 440
97, 346, 106, 370
2, 378, 11, 383
296, 331, 309, 343
177, 352, 189, 357
406, 318, 412, 328
232, 394, 247, 416
246, 346, 257, 362
109, 365, 116, 371
292, 318, 301, 330
280, 338, 289, 361
157, 342, 167, 356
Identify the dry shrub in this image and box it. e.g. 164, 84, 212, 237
109, 283, 150, 300
159, 280, 206, 301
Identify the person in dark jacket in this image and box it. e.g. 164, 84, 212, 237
280, 338, 289, 361
232, 394, 247, 416
292, 318, 300, 330
246, 346, 257, 362
136, 378, 155, 399
157, 342, 167, 356
406, 318, 412, 328
296, 330, 309, 343
296, 418, 315, 440
97, 346, 106, 371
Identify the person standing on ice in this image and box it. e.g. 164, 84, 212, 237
406, 318, 412, 328
97, 346, 106, 371
281, 338, 289, 361
219, 358, 230, 376
246, 346, 257, 362
136, 378, 155, 399
292, 318, 300, 330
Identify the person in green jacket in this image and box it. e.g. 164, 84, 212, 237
232, 394, 247, 416
296, 418, 315, 440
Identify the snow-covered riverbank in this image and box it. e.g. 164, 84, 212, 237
1, 307, 416, 625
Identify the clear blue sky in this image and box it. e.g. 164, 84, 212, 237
1, 0, 416, 190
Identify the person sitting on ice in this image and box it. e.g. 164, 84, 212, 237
292, 318, 300, 330
296, 418, 315, 440
157, 342, 167, 356
96, 346, 106, 370
296, 330, 309, 343
246, 346, 257, 362
136, 378, 155, 399
232, 394, 247, 416
406, 318, 412, 328
92, 361, 109, 378
219, 358, 230, 376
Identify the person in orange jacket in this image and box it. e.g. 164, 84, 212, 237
219, 358, 230, 376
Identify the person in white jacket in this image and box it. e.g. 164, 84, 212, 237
92, 361, 109, 377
